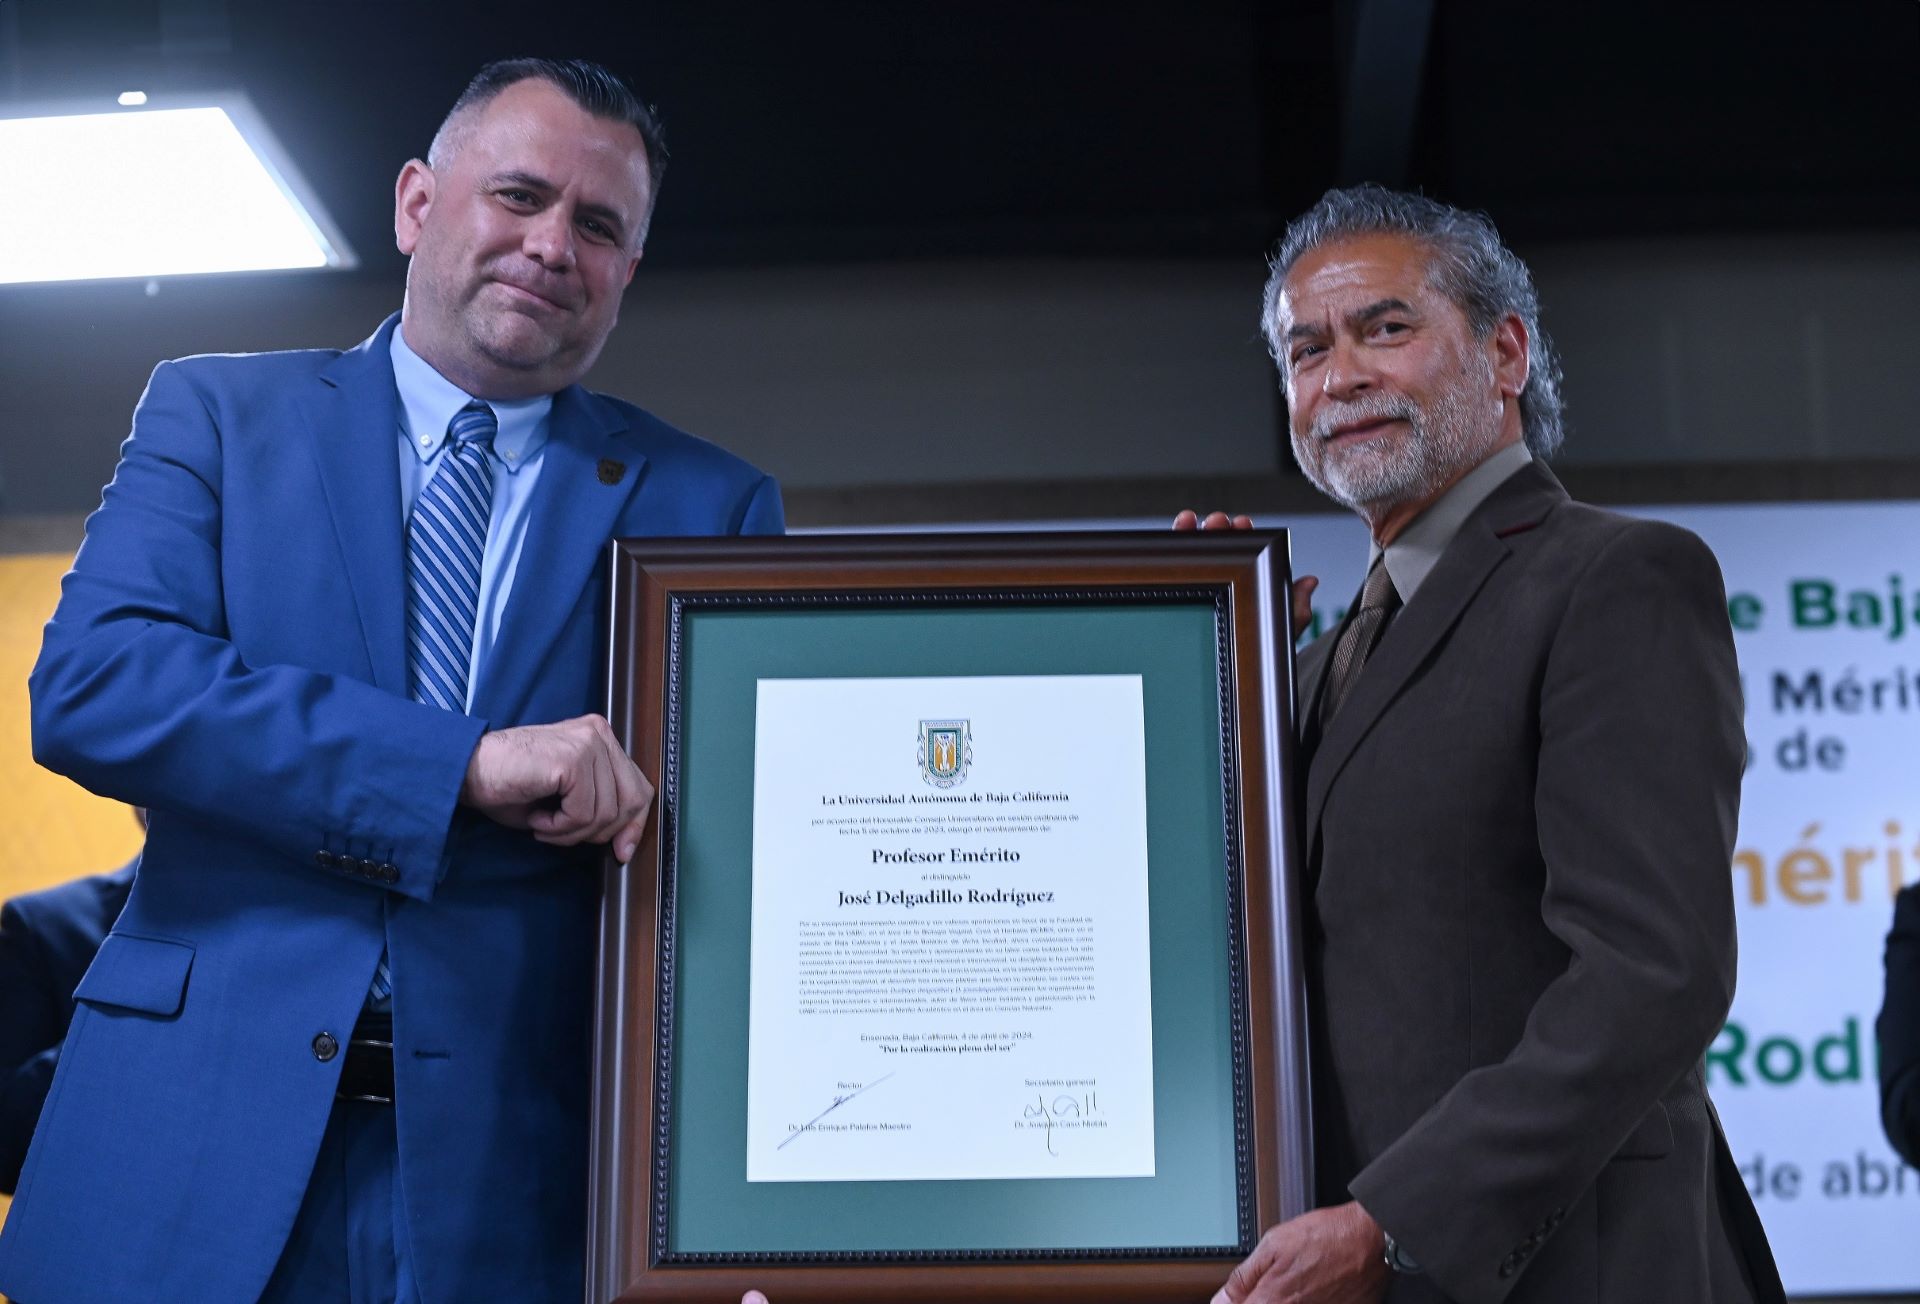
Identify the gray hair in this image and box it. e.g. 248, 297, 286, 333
1261, 185, 1565, 457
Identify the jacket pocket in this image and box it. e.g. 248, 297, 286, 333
1609, 1100, 1675, 1161
73, 932, 195, 1016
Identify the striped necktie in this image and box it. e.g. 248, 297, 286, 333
369, 401, 497, 1007
405, 401, 498, 713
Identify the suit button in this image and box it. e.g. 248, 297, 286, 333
379, 864, 400, 884
313, 1032, 339, 1062
315, 850, 336, 868
355, 858, 378, 879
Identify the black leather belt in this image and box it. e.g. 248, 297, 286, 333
336, 1011, 394, 1104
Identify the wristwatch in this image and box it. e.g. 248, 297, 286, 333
1382, 1232, 1424, 1275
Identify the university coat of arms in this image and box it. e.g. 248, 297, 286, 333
917, 719, 972, 789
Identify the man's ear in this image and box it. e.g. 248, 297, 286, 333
623, 253, 641, 287
1491, 312, 1530, 402
394, 159, 435, 256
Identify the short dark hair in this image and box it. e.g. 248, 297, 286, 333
430, 58, 669, 244
1262, 185, 1566, 457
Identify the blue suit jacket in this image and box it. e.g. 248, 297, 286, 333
0, 315, 783, 1304
0, 861, 135, 1194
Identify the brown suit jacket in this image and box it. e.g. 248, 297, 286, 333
1295, 462, 1784, 1304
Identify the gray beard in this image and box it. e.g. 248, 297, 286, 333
1291, 372, 1490, 513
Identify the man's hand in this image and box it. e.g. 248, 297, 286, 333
1174, 509, 1255, 531
1173, 509, 1320, 635
459, 714, 654, 863
1211, 1202, 1390, 1304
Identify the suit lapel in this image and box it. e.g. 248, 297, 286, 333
1294, 618, 1338, 763
1302, 461, 1568, 845
306, 317, 408, 696
470, 384, 645, 722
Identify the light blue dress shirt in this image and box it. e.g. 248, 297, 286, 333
389, 327, 552, 711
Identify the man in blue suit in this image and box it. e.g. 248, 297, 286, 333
0, 59, 782, 1303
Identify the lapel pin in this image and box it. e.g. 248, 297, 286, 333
597, 458, 626, 486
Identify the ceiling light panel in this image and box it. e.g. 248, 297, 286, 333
0, 93, 356, 285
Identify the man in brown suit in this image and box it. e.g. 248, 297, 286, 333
1189, 187, 1784, 1304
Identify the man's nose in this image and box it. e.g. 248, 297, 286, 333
522, 207, 576, 271
1320, 337, 1375, 401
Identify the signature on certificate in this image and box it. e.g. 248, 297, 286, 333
777, 1073, 897, 1150
1020, 1091, 1101, 1157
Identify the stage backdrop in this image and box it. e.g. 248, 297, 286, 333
1659, 500, 1920, 1298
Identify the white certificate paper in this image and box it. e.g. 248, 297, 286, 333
745, 674, 1156, 1183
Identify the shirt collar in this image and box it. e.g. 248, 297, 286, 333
389, 325, 552, 473
1370, 440, 1533, 603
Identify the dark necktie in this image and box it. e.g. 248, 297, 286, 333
1320, 556, 1401, 728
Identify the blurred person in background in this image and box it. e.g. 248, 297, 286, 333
0, 810, 141, 1194
1878, 882, 1920, 1167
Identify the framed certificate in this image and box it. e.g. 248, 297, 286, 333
589, 532, 1311, 1303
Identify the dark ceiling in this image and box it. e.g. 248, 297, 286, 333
2, 0, 1917, 276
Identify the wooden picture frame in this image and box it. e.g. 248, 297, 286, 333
589, 532, 1310, 1303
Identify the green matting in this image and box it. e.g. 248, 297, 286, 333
665, 602, 1245, 1256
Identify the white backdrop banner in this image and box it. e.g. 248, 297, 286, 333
1654, 500, 1919, 1296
